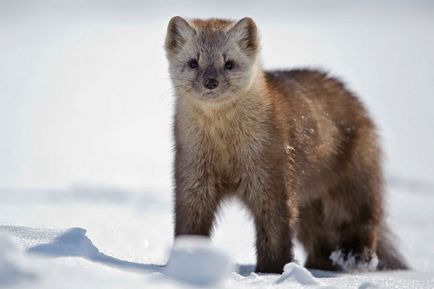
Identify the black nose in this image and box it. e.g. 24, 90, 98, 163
204, 78, 219, 90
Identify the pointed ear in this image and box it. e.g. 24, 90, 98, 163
165, 16, 196, 55
228, 17, 259, 56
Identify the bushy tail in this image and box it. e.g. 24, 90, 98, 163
376, 227, 409, 270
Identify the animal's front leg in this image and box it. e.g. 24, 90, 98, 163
243, 175, 295, 273
174, 180, 220, 237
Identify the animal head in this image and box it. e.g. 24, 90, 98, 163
165, 17, 260, 104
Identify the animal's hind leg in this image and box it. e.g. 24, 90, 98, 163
298, 199, 340, 271
300, 120, 384, 271
328, 139, 384, 271
299, 169, 383, 271
339, 120, 386, 270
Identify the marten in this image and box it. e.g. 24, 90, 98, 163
164, 16, 407, 273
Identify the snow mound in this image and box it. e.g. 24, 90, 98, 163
330, 250, 379, 272
276, 262, 322, 286
0, 234, 36, 287
28, 227, 95, 258
165, 236, 233, 286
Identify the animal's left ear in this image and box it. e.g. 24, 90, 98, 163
228, 17, 259, 56
165, 16, 196, 56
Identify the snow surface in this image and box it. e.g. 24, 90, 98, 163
1, 0, 434, 288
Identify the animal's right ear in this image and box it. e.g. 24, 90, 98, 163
228, 17, 259, 57
165, 16, 195, 55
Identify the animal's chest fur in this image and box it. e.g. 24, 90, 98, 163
176, 103, 271, 192
197, 117, 262, 172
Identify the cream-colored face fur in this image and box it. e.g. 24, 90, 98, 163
165, 17, 260, 104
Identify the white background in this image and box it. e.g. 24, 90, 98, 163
1, 0, 433, 192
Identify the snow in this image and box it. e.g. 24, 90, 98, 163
276, 263, 322, 286
358, 282, 380, 289
0, 235, 36, 287
165, 236, 233, 286
1, 0, 434, 288
1, 187, 434, 289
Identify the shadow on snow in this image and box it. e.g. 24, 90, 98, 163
27, 227, 163, 274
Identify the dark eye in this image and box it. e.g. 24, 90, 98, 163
188, 59, 198, 69
224, 60, 234, 70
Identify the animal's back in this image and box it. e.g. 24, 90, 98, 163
265, 69, 380, 201
265, 68, 374, 135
